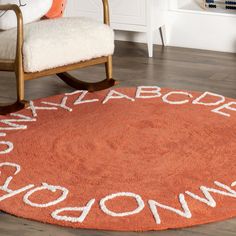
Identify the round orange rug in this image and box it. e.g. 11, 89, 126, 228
0, 87, 236, 231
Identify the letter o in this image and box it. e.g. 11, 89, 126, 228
23, 183, 69, 208
100, 192, 145, 217
0, 141, 13, 155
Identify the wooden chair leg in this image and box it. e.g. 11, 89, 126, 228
15, 69, 29, 108
105, 55, 113, 79
16, 68, 25, 101
0, 71, 28, 116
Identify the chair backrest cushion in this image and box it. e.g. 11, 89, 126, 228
45, 0, 67, 19
0, 0, 53, 30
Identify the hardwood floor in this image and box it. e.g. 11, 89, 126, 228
0, 41, 236, 236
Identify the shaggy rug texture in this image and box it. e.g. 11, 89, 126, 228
0, 87, 235, 231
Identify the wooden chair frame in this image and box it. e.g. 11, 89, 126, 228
0, 0, 116, 115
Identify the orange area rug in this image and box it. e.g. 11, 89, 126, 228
0, 87, 236, 231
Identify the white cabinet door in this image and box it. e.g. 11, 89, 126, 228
65, 0, 146, 26
110, 0, 146, 26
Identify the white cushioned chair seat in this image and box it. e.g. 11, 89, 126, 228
0, 17, 114, 72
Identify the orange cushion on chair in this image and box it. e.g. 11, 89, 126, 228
45, 0, 67, 19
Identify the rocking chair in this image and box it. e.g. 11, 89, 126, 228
0, 0, 116, 115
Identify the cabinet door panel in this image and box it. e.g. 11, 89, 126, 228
65, 0, 146, 26
110, 0, 146, 25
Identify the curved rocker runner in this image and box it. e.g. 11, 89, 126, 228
57, 72, 116, 93
0, 0, 116, 115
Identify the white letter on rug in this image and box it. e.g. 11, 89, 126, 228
42, 97, 72, 112
72, 91, 99, 105
231, 181, 236, 187
23, 183, 69, 208
28, 101, 58, 117
162, 92, 193, 105
0, 162, 34, 201
0, 141, 13, 155
0, 162, 21, 192
136, 86, 162, 99
148, 194, 192, 224
212, 102, 236, 117
100, 192, 145, 217
103, 90, 135, 104
186, 181, 236, 208
51, 199, 95, 223
0, 184, 34, 202
0, 113, 36, 131
192, 92, 225, 106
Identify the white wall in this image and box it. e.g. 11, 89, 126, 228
167, 10, 236, 53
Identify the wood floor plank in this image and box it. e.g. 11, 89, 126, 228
0, 41, 235, 236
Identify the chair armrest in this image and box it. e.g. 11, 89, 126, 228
102, 0, 110, 25
0, 4, 24, 64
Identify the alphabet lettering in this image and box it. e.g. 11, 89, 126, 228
136, 86, 162, 99
192, 92, 225, 106
42, 96, 73, 112
28, 101, 57, 117
51, 199, 95, 223
0, 141, 13, 155
103, 90, 135, 104
162, 92, 193, 105
212, 102, 236, 117
100, 192, 145, 217
23, 183, 69, 208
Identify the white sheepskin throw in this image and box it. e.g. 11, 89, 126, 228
0, 0, 53, 30
0, 17, 114, 72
